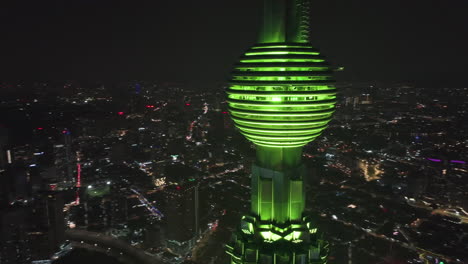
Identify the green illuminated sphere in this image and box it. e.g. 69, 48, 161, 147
227, 43, 337, 148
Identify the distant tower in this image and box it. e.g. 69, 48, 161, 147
52, 129, 75, 190
63, 129, 74, 186
225, 0, 336, 263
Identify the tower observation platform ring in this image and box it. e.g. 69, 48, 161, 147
228, 42, 336, 148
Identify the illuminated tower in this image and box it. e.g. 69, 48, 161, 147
225, 0, 336, 263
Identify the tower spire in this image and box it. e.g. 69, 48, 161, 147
259, 0, 311, 43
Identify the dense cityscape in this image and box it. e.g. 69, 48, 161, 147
1, 81, 466, 263
1, 0, 468, 264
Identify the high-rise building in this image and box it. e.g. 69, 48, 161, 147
0, 190, 65, 263
54, 129, 74, 188
161, 164, 201, 255
162, 183, 200, 255
31, 191, 66, 259
225, 0, 337, 263
0, 125, 9, 171
0, 207, 31, 264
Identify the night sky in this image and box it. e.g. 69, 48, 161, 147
1, 0, 468, 86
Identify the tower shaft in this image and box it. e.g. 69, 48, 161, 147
253, 146, 304, 223
260, 0, 311, 43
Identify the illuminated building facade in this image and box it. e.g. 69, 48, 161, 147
225, 0, 336, 263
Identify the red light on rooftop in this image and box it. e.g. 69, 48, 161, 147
37, 127, 44, 130
222, 111, 228, 114
176, 186, 181, 190
185, 103, 191, 106
146, 105, 155, 108
117, 112, 125, 116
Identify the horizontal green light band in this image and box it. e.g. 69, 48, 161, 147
227, 90, 337, 96
239, 131, 322, 138
232, 112, 332, 118
232, 76, 330, 81
254, 142, 306, 148
240, 59, 324, 63
229, 85, 334, 91
245, 51, 320, 56
233, 119, 329, 126
227, 94, 336, 100
249, 139, 312, 146
240, 125, 326, 132
235, 126, 328, 133
233, 116, 330, 123
237, 125, 325, 133
245, 134, 317, 141
229, 105, 334, 111
229, 98, 335, 104
230, 106, 334, 114
228, 94, 336, 100
234, 123, 329, 130
228, 101, 335, 107
251, 45, 314, 49
229, 109, 333, 117
237, 121, 326, 127
235, 67, 329, 71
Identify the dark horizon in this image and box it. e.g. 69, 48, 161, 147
1, 1, 467, 263
1, 0, 468, 86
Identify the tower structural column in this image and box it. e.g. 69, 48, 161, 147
227, 146, 329, 263
252, 146, 305, 223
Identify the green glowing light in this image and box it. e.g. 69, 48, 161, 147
235, 67, 329, 71
228, 94, 336, 101
235, 119, 328, 126
251, 45, 314, 49
246, 134, 317, 141
228, 101, 336, 107
227, 43, 336, 147
229, 109, 334, 117
240, 59, 325, 63
232, 76, 331, 81
261, 231, 282, 241
237, 127, 325, 136
245, 51, 320, 56
229, 85, 334, 91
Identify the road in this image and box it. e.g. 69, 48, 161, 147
65, 229, 165, 264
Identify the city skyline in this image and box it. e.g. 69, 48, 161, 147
1, 0, 468, 86
1, 1, 467, 264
